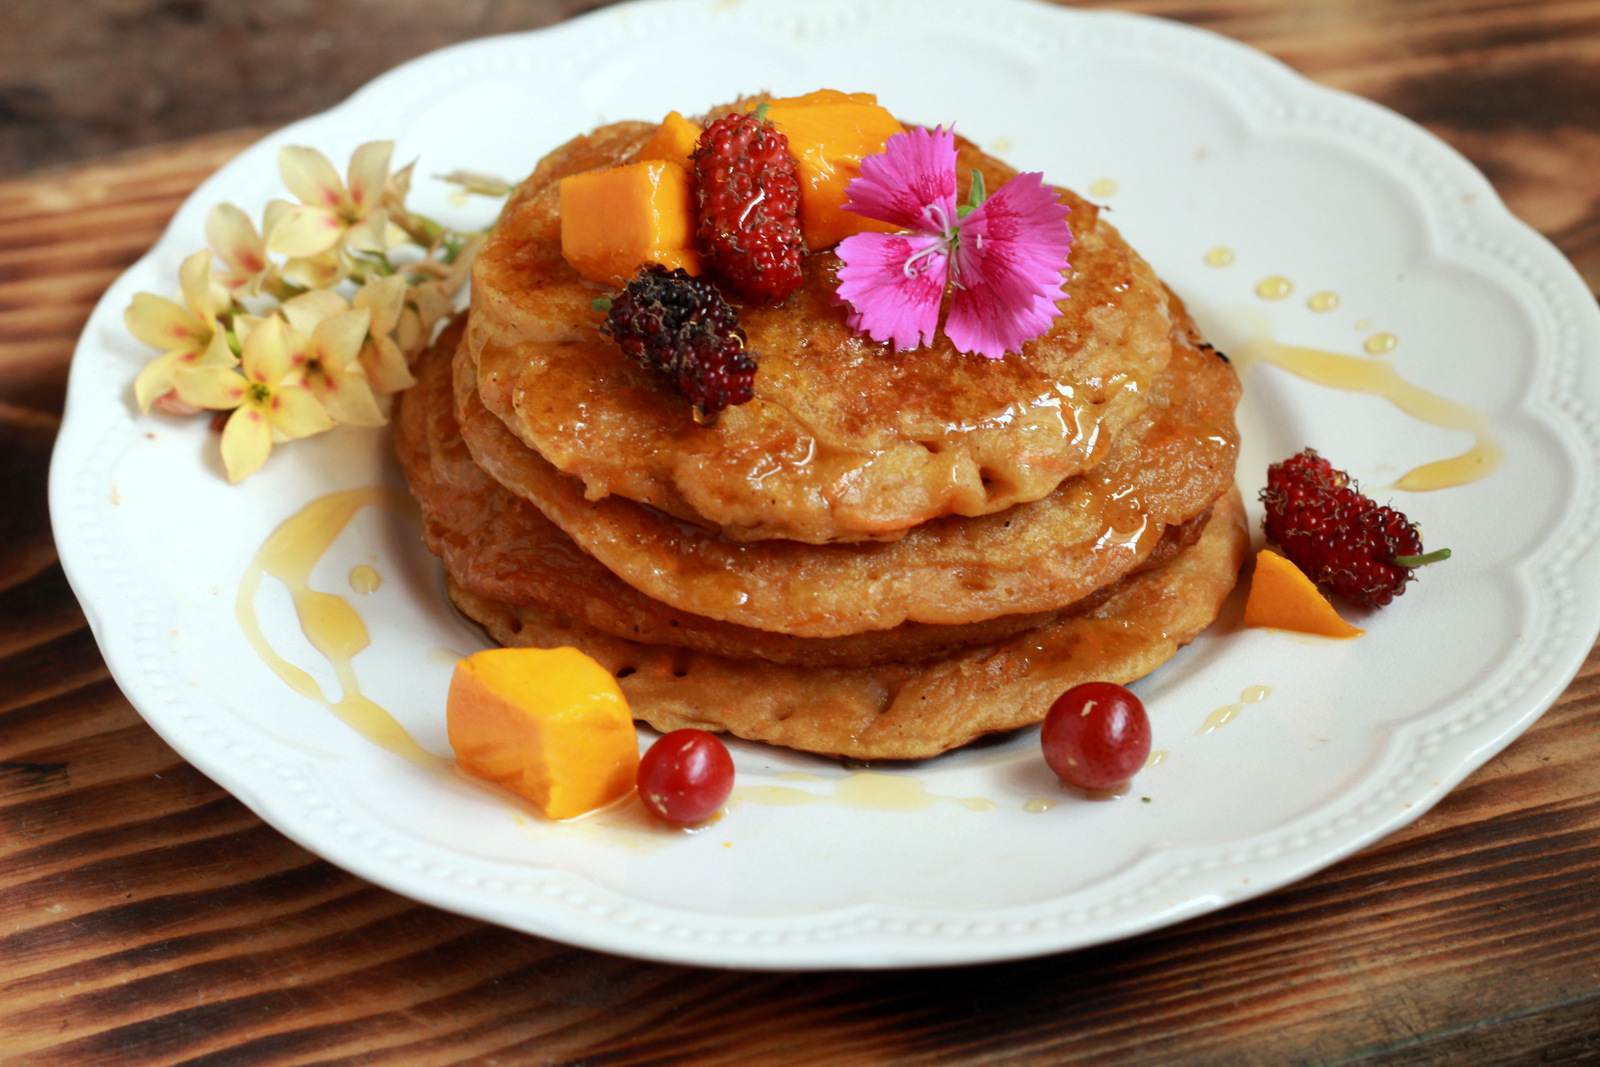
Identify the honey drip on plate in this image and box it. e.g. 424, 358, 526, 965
1237, 338, 1501, 491
1199, 703, 1243, 734
1089, 177, 1119, 198
237, 488, 436, 766
1204, 246, 1236, 268
1145, 749, 1169, 768
1198, 685, 1274, 735
1255, 275, 1293, 300
1023, 795, 1059, 814
735, 771, 995, 813
1306, 291, 1340, 313
1363, 331, 1399, 356
348, 564, 382, 594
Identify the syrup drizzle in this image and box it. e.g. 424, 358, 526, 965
735, 772, 995, 813
1255, 275, 1293, 300
348, 564, 382, 594
237, 488, 437, 766
1237, 338, 1501, 491
1198, 685, 1275, 736
1363, 331, 1399, 356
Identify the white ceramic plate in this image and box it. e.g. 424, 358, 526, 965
51, 0, 1600, 969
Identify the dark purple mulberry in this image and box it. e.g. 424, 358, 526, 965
601, 266, 756, 422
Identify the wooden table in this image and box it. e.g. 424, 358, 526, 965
3, 2, 1598, 1062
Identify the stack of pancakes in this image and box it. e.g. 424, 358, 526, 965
393, 120, 1247, 759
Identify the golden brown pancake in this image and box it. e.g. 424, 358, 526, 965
398, 324, 1061, 667
456, 304, 1237, 637
469, 123, 1177, 544
447, 489, 1248, 759
396, 320, 1209, 669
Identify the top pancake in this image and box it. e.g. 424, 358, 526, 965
469, 119, 1177, 544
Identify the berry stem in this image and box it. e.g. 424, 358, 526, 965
1394, 547, 1452, 568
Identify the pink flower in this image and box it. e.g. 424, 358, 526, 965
835, 127, 1072, 359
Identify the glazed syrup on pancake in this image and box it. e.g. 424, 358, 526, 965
1095, 478, 1156, 553
736, 771, 995, 813
1237, 337, 1501, 491
237, 488, 437, 766
1198, 684, 1273, 736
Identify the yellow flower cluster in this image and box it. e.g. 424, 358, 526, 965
125, 141, 492, 482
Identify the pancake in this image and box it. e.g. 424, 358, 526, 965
398, 321, 1209, 668
469, 122, 1178, 544
398, 322, 1089, 668
447, 488, 1247, 759
457, 303, 1238, 638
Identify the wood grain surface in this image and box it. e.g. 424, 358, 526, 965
3, 2, 1599, 1064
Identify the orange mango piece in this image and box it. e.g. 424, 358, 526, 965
447, 647, 639, 819
1243, 549, 1365, 639
559, 160, 701, 284
761, 90, 906, 249
636, 111, 702, 168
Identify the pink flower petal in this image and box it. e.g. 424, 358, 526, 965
945, 172, 1072, 358
836, 232, 949, 352
842, 126, 959, 233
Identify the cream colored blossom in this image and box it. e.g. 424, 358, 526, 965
292, 307, 385, 427
279, 288, 398, 408
128, 250, 230, 412
352, 275, 415, 393
397, 233, 481, 356
266, 141, 407, 260
127, 135, 508, 485
174, 316, 333, 482
205, 202, 284, 297
280, 289, 351, 336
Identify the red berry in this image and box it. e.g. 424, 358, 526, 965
1260, 448, 1451, 608
692, 112, 805, 304
602, 266, 756, 421
637, 729, 735, 825
1041, 682, 1151, 791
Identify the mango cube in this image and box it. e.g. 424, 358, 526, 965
1243, 549, 1364, 639
761, 90, 906, 249
559, 160, 701, 284
636, 111, 703, 168
447, 647, 639, 819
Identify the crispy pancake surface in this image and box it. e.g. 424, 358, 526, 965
457, 306, 1238, 638
469, 123, 1177, 543
449, 489, 1247, 759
